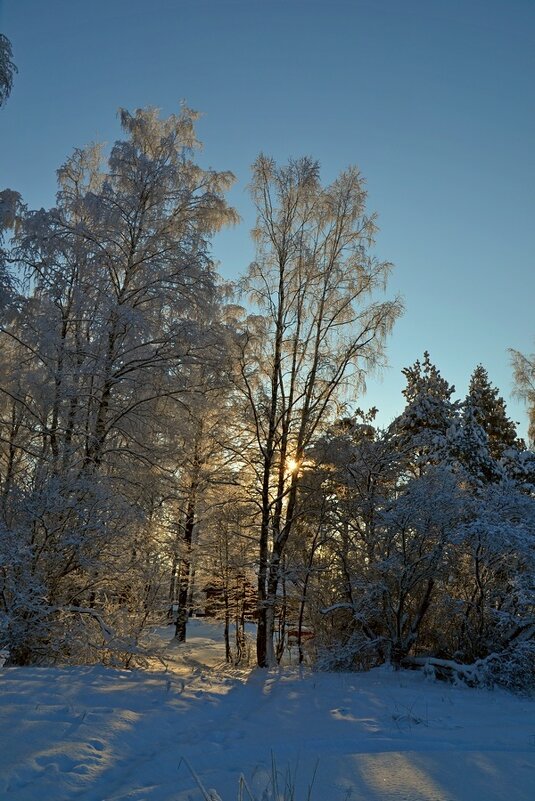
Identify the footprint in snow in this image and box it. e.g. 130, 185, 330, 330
88, 740, 105, 751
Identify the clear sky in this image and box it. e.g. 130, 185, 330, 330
1, 0, 534, 439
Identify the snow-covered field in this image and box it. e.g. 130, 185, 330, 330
0, 619, 534, 801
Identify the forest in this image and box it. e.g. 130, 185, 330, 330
0, 103, 534, 692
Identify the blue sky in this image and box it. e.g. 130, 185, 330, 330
1, 0, 534, 438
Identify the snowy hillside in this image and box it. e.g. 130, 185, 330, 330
0, 619, 534, 801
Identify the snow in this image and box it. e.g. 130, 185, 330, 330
1, 619, 534, 800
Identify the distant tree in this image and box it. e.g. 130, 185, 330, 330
202, 500, 257, 665
0, 34, 17, 107
169, 367, 236, 643
510, 345, 535, 446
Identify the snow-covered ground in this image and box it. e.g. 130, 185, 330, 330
1, 619, 534, 800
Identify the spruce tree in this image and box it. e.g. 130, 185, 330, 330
449, 401, 502, 486
391, 351, 459, 475
467, 365, 519, 459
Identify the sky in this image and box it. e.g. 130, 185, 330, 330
1, 0, 534, 439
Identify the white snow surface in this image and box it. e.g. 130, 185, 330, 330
0, 619, 534, 800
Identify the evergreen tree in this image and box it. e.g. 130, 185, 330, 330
467, 365, 519, 459
390, 351, 459, 475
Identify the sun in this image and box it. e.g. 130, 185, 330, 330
286, 457, 300, 474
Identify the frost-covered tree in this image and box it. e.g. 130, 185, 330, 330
390, 352, 459, 476
167, 364, 239, 643
200, 496, 258, 665
0, 107, 236, 664
0, 34, 17, 107
235, 155, 402, 666
307, 415, 403, 669
380, 465, 467, 667
447, 402, 503, 487
510, 345, 535, 447
310, 358, 535, 686
316, 428, 465, 669
451, 480, 534, 661
467, 365, 519, 458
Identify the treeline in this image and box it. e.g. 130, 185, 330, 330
0, 108, 533, 690
290, 356, 535, 690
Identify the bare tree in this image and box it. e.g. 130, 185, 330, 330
235, 155, 402, 666
510, 345, 535, 446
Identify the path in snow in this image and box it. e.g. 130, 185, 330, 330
0, 619, 534, 800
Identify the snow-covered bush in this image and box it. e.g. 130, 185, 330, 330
479, 641, 535, 694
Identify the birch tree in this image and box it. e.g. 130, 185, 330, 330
236, 155, 402, 666
0, 34, 17, 107
0, 107, 236, 664
510, 345, 535, 446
